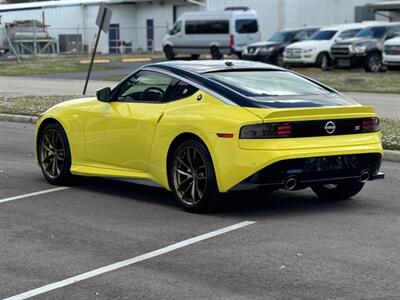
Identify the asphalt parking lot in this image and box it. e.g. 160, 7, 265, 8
1, 120, 400, 299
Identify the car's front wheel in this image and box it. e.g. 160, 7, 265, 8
311, 181, 365, 201
38, 122, 74, 185
164, 46, 175, 60
170, 140, 218, 213
364, 53, 382, 72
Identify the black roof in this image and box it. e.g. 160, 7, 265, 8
146, 60, 284, 74
142, 60, 285, 108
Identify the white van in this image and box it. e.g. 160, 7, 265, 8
162, 8, 260, 60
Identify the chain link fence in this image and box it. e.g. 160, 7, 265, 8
0, 25, 168, 59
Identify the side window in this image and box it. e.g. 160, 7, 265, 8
171, 81, 199, 101
116, 71, 174, 103
294, 30, 307, 41
171, 21, 182, 35
338, 29, 360, 40
185, 20, 229, 34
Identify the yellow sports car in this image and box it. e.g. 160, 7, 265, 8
35, 60, 384, 212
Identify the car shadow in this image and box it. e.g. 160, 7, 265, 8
72, 177, 355, 218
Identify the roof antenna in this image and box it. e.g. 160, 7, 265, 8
225, 61, 234, 67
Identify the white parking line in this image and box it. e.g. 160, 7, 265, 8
3, 220, 256, 300
0, 187, 69, 204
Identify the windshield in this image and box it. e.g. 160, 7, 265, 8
356, 26, 387, 39
268, 31, 295, 42
310, 30, 337, 40
205, 71, 330, 97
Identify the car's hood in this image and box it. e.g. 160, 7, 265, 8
247, 41, 281, 48
336, 37, 378, 46
385, 37, 400, 45
286, 40, 327, 49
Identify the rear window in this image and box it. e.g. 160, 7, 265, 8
185, 20, 229, 34
205, 71, 329, 97
310, 30, 337, 40
235, 19, 258, 33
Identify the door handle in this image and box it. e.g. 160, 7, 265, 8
156, 112, 164, 124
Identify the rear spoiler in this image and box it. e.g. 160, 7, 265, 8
245, 106, 377, 122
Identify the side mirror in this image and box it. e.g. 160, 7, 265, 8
96, 87, 111, 102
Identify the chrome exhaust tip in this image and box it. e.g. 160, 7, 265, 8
360, 170, 370, 183
284, 176, 298, 190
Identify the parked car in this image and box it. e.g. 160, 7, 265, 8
162, 8, 260, 60
283, 23, 368, 69
35, 60, 384, 213
331, 23, 400, 72
383, 37, 400, 70
242, 27, 319, 66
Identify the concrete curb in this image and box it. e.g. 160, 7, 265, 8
1, 113, 400, 163
0, 113, 38, 124
383, 150, 400, 163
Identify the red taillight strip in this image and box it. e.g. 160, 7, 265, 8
217, 133, 234, 138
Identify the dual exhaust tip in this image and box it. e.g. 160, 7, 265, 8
283, 170, 371, 190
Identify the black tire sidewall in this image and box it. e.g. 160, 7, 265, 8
164, 46, 175, 60
210, 47, 221, 60
317, 53, 330, 69
312, 181, 365, 201
364, 53, 382, 72
169, 140, 218, 213
38, 123, 73, 185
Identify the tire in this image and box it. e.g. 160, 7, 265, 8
275, 52, 284, 67
364, 53, 382, 72
38, 122, 75, 185
311, 181, 365, 201
210, 46, 222, 60
164, 46, 175, 60
317, 52, 330, 70
169, 140, 218, 213
190, 54, 200, 60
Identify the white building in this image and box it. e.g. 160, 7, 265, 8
0, 0, 396, 54
0, 0, 205, 53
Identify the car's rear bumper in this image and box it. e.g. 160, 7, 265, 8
230, 153, 384, 191
207, 132, 383, 192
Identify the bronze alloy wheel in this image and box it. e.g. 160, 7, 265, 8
173, 146, 208, 206
40, 128, 66, 179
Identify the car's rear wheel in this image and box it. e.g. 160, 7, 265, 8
210, 46, 222, 60
364, 53, 382, 72
311, 181, 365, 201
170, 140, 218, 213
38, 122, 74, 185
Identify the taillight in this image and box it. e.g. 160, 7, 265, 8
361, 117, 380, 132
240, 123, 292, 139
230, 34, 234, 48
